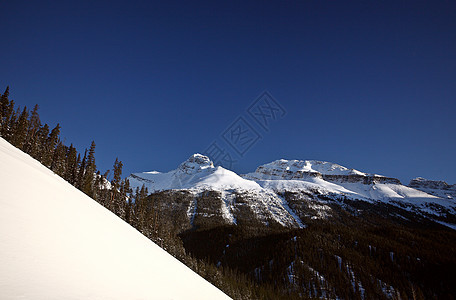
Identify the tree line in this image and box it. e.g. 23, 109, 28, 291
0, 86, 148, 222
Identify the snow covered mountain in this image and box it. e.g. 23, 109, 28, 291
243, 159, 455, 212
129, 154, 304, 228
129, 155, 456, 230
0, 138, 229, 300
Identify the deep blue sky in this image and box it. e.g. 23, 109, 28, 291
1, 0, 455, 184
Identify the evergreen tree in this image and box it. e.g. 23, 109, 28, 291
33, 123, 49, 160
73, 153, 81, 186
42, 123, 61, 167
24, 104, 41, 153
50, 141, 66, 176
120, 178, 131, 221
64, 144, 78, 185
77, 150, 87, 190
0, 87, 16, 139
131, 186, 141, 230
0, 86, 11, 134
112, 158, 122, 186
4, 103, 18, 140
82, 141, 96, 197
111, 158, 124, 217
11, 106, 29, 149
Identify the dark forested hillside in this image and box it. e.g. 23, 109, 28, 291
138, 189, 456, 300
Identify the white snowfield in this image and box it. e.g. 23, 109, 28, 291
0, 138, 230, 300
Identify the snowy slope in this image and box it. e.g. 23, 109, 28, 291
0, 138, 230, 300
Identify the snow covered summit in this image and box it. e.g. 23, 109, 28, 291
177, 153, 215, 174
0, 138, 230, 300
129, 153, 261, 192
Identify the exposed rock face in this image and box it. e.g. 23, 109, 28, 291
254, 165, 323, 180
148, 189, 304, 230
409, 177, 455, 190
409, 177, 456, 199
322, 174, 401, 185
129, 173, 154, 183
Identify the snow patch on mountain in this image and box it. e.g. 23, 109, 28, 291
220, 191, 237, 225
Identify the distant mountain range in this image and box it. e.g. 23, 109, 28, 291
128, 154, 456, 230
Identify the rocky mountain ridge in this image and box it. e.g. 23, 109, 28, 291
128, 154, 456, 230
244, 159, 402, 185
409, 177, 456, 200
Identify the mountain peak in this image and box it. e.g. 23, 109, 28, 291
177, 154, 214, 175
253, 158, 366, 179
